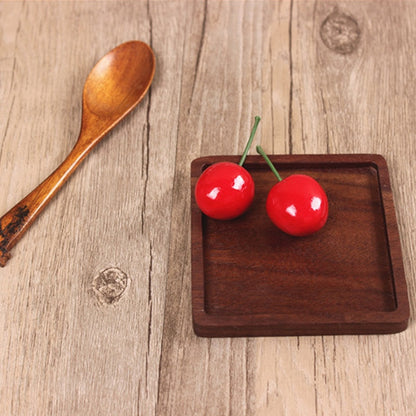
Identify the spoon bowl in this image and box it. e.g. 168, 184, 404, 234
80, 40, 155, 148
0, 40, 155, 266
82, 41, 155, 129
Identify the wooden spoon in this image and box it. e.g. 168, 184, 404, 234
0, 40, 155, 266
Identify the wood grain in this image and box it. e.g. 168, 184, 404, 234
0, 1, 415, 415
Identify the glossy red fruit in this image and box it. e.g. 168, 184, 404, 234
195, 162, 255, 220
266, 174, 328, 236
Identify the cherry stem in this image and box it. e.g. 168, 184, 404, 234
256, 145, 282, 182
238, 116, 261, 166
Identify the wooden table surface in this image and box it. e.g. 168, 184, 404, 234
1, 1, 415, 415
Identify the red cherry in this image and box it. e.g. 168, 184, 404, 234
257, 146, 329, 236
266, 174, 328, 236
195, 162, 255, 220
195, 116, 260, 220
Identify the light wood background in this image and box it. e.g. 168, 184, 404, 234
0, 1, 415, 415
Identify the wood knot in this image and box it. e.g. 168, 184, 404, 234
320, 10, 361, 54
92, 267, 129, 305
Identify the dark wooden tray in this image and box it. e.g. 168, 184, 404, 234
191, 154, 409, 337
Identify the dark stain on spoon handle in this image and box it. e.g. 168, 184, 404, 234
0, 205, 30, 266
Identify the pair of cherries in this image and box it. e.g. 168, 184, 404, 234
195, 117, 329, 237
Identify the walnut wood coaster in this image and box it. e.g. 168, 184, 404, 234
191, 154, 409, 337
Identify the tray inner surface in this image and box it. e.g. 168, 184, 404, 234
201, 162, 396, 317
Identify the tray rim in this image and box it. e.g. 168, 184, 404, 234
191, 153, 410, 337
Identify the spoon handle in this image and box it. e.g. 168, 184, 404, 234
0, 143, 90, 266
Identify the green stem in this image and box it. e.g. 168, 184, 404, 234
238, 116, 261, 166
256, 145, 282, 182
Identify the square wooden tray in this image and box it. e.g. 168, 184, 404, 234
191, 154, 409, 337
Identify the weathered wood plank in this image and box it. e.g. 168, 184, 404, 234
0, 1, 415, 415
